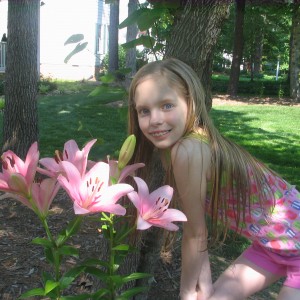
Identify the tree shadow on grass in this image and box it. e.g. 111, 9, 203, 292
211, 108, 300, 189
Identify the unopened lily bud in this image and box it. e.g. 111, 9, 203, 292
118, 135, 136, 170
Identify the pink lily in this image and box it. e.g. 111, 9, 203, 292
57, 161, 134, 215
127, 177, 187, 231
108, 159, 145, 184
38, 139, 97, 178
0, 142, 39, 197
4, 178, 60, 218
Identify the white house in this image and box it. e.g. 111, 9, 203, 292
0, 0, 129, 80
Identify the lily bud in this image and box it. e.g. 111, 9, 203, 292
118, 135, 136, 170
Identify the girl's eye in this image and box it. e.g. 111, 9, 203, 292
137, 108, 150, 116
163, 103, 174, 110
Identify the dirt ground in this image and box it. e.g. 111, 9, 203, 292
0, 95, 298, 300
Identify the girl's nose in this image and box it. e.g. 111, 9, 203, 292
150, 110, 163, 125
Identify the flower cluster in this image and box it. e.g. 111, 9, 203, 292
0, 135, 187, 299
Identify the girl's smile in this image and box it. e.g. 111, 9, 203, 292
135, 76, 188, 149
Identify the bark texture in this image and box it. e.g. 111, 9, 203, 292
165, 0, 231, 109
108, 0, 119, 73
125, 0, 139, 89
227, 0, 246, 96
290, 3, 300, 102
3, 0, 39, 158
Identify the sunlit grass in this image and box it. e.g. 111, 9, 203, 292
38, 92, 127, 160
211, 105, 300, 189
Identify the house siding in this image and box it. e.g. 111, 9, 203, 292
0, 0, 117, 80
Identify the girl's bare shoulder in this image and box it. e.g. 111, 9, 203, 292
171, 136, 212, 178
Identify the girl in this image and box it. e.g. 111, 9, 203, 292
127, 58, 300, 300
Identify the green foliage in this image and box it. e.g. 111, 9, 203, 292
0, 96, 4, 109
119, 1, 178, 59
211, 75, 289, 97
0, 76, 4, 95
213, 3, 292, 75
38, 76, 58, 94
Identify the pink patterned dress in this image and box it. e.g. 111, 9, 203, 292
207, 170, 300, 257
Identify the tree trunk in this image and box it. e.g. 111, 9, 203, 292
125, 0, 139, 89
3, 0, 39, 158
253, 29, 264, 75
290, 3, 300, 101
165, 0, 231, 110
108, 0, 119, 73
227, 0, 246, 97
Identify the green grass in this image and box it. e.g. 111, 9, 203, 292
210, 105, 300, 189
38, 91, 128, 161
1, 87, 299, 189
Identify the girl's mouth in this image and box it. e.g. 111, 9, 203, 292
150, 130, 171, 137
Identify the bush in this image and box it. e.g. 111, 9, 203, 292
211, 75, 290, 97
38, 76, 58, 94
0, 96, 4, 110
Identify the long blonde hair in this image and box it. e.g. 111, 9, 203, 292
128, 58, 274, 243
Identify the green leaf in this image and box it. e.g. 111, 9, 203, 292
42, 271, 54, 283
58, 245, 79, 257
119, 8, 149, 29
31, 237, 53, 248
137, 7, 168, 31
139, 35, 156, 49
112, 244, 130, 251
91, 288, 110, 299
99, 73, 115, 83
64, 42, 88, 64
117, 286, 149, 299
108, 274, 123, 287
60, 295, 91, 300
121, 36, 155, 50
116, 67, 132, 75
64, 34, 84, 46
56, 216, 83, 246
60, 266, 86, 289
82, 258, 110, 268
45, 280, 59, 294
122, 272, 152, 283
44, 247, 55, 264
19, 288, 45, 299
85, 266, 109, 281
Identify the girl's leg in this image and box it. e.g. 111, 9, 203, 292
208, 255, 282, 300
277, 286, 300, 300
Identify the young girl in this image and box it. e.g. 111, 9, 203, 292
127, 58, 300, 300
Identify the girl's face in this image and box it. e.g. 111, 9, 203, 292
134, 76, 188, 149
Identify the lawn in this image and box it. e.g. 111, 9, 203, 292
211, 105, 300, 189
1, 90, 299, 189
38, 91, 128, 161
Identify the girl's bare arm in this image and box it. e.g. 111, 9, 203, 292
171, 138, 213, 300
